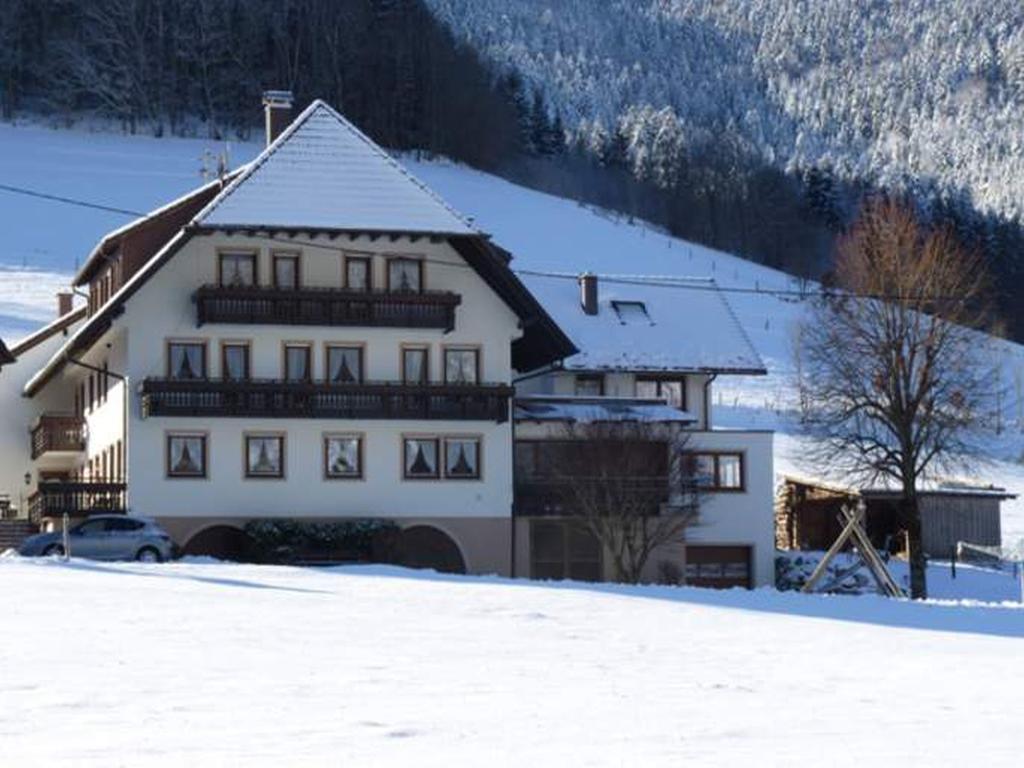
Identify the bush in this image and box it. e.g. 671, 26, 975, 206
243, 519, 400, 564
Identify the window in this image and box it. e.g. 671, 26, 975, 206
403, 437, 439, 479
611, 300, 651, 325
388, 257, 422, 292
530, 521, 602, 581
74, 518, 109, 537
345, 256, 371, 291
444, 348, 479, 385
272, 253, 300, 289
326, 345, 363, 383
444, 437, 480, 479
168, 342, 206, 380
283, 344, 311, 382
219, 251, 257, 287
246, 435, 284, 479
167, 434, 207, 478
402, 346, 429, 384
222, 343, 250, 381
107, 518, 145, 532
636, 377, 686, 410
324, 435, 362, 479
685, 452, 744, 491
574, 373, 603, 396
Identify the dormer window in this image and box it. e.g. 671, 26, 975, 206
611, 300, 651, 325
388, 257, 422, 293
219, 251, 257, 287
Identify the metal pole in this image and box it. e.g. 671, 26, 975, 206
950, 545, 956, 580
62, 512, 70, 561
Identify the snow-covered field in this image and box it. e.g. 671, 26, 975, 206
0, 556, 1022, 766
1, 120, 1022, 546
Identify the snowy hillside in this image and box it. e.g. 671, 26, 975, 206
427, 0, 1024, 222
1, 121, 1022, 546
1, 557, 1022, 765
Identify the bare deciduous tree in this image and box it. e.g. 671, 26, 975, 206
551, 421, 702, 584
797, 198, 998, 599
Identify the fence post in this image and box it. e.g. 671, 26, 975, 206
62, 512, 70, 561
950, 545, 956, 580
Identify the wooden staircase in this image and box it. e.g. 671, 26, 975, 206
0, 520, 39, 552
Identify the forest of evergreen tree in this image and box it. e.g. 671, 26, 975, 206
1, 0, 1021, 340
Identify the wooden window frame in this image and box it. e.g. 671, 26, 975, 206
400, 344, 431, 384
344, 255, 373, 291
324, 343, 366, 384
166, 339, 209, 380
217, 249, 259, 288
442, 345, 481, 385
401, 435, 441, 480
636, 374, 687, 411
220, 341, 252, 381
322, 433, 365, 481
282, 342, 313, 382
271, 251, 301, 290
385, 256, 425, 293
684, 451, 746, 493
442, 435, 483, 481
165, 432, 209, 480
244, 433, 286, 480
574, 373, 604, 396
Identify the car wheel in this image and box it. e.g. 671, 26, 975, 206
42, 544, 64, 558
136, 547, 162, 563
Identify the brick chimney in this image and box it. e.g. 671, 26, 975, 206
263, 90, 294, 146
579, 273, 598, 315
57, 291, 73, 318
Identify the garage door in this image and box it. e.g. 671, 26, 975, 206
685, 545, 752, 589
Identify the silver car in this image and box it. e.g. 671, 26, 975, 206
18, 515, 175, 562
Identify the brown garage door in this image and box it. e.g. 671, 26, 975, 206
685, 545, 752, 589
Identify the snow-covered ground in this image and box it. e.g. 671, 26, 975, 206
1, 121, 1022, 547
0, 556, 1021, 766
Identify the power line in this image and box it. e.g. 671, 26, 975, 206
0, 180, 970, 303
0, 183, 144, 217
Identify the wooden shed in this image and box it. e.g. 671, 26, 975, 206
776, 475, 1014, 557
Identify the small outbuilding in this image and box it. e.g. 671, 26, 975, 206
776, 474, 1014, 557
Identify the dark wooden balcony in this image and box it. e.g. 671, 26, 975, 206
141, 378, 513, 423
30, 414, 87, 459
195, 285, 460, 330
28, 481, 127, 522
514, 477, 670, 517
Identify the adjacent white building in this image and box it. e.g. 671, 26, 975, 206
1, 95, 774, 586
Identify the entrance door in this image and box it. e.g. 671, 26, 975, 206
685, 545, 752, 589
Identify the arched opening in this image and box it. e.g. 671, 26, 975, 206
396, 525, 467, 574
182, 525, 259, 562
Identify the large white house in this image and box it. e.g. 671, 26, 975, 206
0, 95, 773, 587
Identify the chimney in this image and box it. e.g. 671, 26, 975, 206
262, 90, 294, 146
579, 273, 598, 315
57, 291, 73, 318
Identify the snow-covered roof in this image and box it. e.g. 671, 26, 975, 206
195, 100, 475, 235
780, 473, 1017, 499
514, 395, 696, 424
517, 272, 766, 374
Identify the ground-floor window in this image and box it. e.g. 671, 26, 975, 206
684, 545, 752, 589
166, 433, 207, 478
530, 520, 602, 582
245, 434, 285, 479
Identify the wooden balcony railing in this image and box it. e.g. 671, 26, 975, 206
195, 285, 461, 330
141, 378, 513, 423
30, 415, 87, 459
28, 481, 127, 522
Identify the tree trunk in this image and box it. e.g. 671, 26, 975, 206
901, 493, 927, 599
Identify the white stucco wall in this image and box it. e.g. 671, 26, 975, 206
117, 232, 522, 521
0, 320, 82, 512
684, 429, 775, 586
